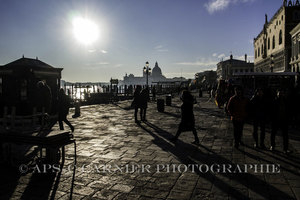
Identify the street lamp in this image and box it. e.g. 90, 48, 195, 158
270, 54, 274, 72
195, 73, 199, 87
143, 61, 151, 87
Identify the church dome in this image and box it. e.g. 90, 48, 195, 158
152, 62, 162, 77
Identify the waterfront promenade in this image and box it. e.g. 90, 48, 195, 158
1, 93, 300, 200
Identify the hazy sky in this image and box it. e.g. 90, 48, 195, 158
0, 0, 283, 82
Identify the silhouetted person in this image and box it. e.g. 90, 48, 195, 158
270, 89, 291, 153
290, 86, 300, 128
36, 81, 52, 114
58, 88, 74, 132
140, 87, 149, 121
250, 88, 267, 149
152, 86, 156, 101
199, 87, 202, 97
227, 86, 249, 149
132, 85, 142, 123
171, 90, 199, 144
215, 80, 226, 108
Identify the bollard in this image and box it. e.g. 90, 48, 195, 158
72, 102, 81, 118
166, 95, 172, 106
157, 99, 165, 112
199, 89, 203, 97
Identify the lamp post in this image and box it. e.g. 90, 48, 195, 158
270, 54, 274, 72
195, 73, 199, 88
143, 61, 151, 87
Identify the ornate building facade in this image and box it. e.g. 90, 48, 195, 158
254, 0, 300, 72
290, 22, 300, 72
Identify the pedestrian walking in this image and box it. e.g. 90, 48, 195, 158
171, 90, 200, 145
250, 88, 267, 149
140, 87, 150, 121
152, 86, 156, 101
58, 88, 74, 132
132, 85, 142, 123
199, 87, 203, 97
227, 86, 249, 149
36, 81, 52, 114
270, 89, 291, 153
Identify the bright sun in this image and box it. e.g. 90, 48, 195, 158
72, 17, 99, 45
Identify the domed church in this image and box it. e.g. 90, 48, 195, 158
151, 62, 163, 77
145, 62, 166, 81
122, 61, 184, 85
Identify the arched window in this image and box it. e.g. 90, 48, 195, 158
261, 45, 263, 55
258, 47, 260, 57
268, 38, 270, 49
272, 36, 276, 49
279, 30, 282, 45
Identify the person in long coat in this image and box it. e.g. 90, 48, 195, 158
250, 88, 268, 148
171, 90, 199, 144
36, 81, 52, 114
140, 87, 149, 121
58, 88, 74, 132
270, 89, 291, 153
132, 85, 142, 123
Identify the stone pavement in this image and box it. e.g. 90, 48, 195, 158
1, 93, 300, 200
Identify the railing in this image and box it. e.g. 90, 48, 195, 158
0, 106, 56, 133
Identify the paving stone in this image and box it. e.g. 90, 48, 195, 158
92, 189, 119, 200
2, 94, 300, 199
113, 193, 141, 200
167, 189, 193, 200
268, 184, 296, 199
292, 187, 300, 200
110, 184, 134, 193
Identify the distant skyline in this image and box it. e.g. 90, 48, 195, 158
0, 0, 284, 82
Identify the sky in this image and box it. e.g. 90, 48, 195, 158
0, 0, 284, 82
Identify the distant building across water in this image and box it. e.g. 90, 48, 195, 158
120, 61, 186, 86
217, 54, 254, 80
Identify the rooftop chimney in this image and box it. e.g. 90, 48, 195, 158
230, 54, 233, 60
245, 54, 247, 62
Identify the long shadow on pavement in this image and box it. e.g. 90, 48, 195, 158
141, 121, 295, 200
21, 172, 57, 200
239, 148, 300, 177
0, 165, 21, 199
137, 122, 249, 199
162, 111, 181, 119
245, 144, 300, 166
194, 107, 227, 119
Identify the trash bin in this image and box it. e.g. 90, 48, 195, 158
157, 99, 165, 112
166, 95, 172, 106
72, 102, 81, 118
199, 89, 203, 97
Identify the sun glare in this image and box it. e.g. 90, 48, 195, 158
72, 17, 99, 45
